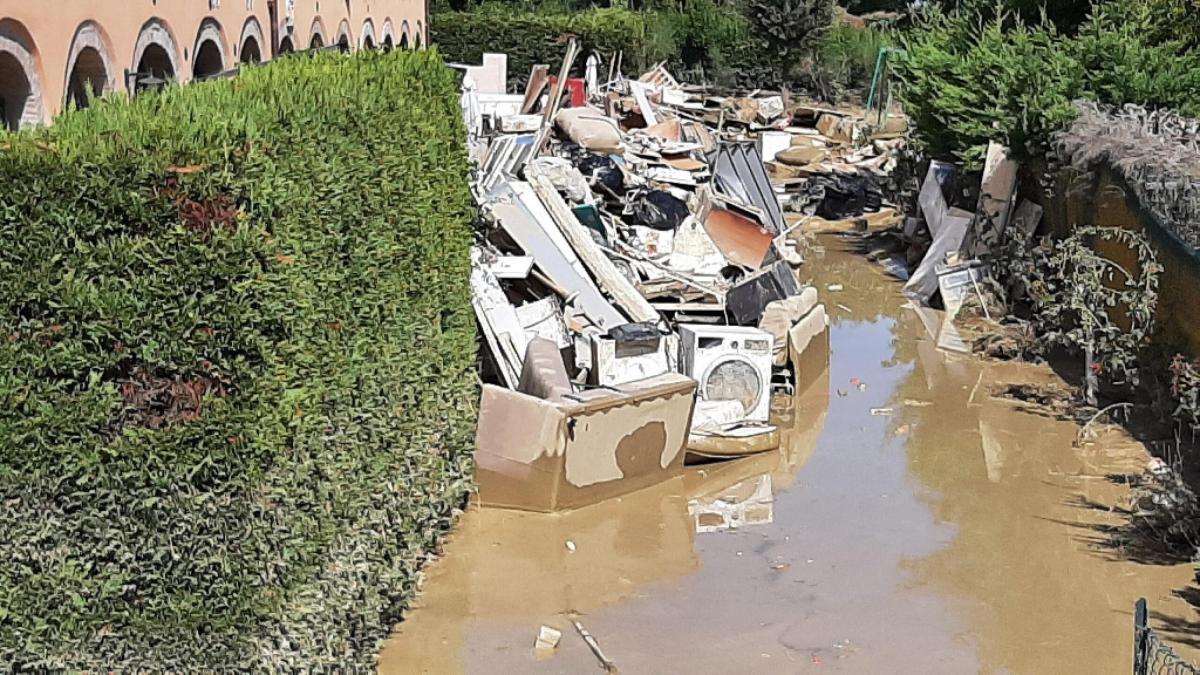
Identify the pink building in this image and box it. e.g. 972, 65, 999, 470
0, 0, 429, 130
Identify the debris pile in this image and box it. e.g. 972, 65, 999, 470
459, 46, 908, 510
848, 138, 1046, 356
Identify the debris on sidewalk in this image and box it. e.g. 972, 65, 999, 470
534, 625, 563, 655
458, 48, 908, 509
571, 617, 619, 673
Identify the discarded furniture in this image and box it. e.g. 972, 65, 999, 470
475, 373, 698, 512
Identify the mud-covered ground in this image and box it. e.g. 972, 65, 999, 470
378, 237, 1200, 674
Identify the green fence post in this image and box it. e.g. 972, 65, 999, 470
1134, 597, 1148, 675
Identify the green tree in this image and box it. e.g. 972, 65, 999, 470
741, 0, 835, 70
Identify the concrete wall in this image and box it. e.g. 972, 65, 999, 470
0, 0, 428, 128
1041, 166, 1200, 354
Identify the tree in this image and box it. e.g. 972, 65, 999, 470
741, 0, 835, 68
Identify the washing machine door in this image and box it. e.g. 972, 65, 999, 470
698, 354, 765, 417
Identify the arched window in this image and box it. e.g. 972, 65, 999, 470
64, 22, 114, 111
192, 20, 227, 80
0, 20, 45, 128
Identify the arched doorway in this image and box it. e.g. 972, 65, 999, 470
239, 17, 265, 64
279, 35, 295, 55
336, 20, 352, 53
136, 44, 174, 83
310, 18, 327, 50
64, 22, 114, 111
0, 22, 45, 130
381, 21, 395, 52
0, 52, 33, 130
65, 47, 106, 110
360, 20, 376, 50
131, 19, 179, 92
240, 36, 262, 64
192, 20, 226, 80
193, 40, 223, 79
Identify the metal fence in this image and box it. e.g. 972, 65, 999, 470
1134, 598, 1200, 675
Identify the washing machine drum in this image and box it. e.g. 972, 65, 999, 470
701, 356, 763, 416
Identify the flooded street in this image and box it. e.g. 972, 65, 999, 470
380, 238, 1199, 674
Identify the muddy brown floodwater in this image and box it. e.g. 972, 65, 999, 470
379, 238, 1200, 674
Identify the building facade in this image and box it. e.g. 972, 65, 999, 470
0, 0, 428, 130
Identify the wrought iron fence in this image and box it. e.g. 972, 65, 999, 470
1134, 598, 1200, 675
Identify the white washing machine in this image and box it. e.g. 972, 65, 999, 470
678, 325, 774, 423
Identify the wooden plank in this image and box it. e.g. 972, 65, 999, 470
649, 301, 727, 312
529, 175, 660, 324
786, 208, 901, 235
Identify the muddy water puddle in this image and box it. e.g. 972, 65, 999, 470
379, 240, 1199, 674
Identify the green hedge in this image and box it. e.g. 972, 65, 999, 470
896, 11, 1084, 168
0, 50, 476, 670
433, 7, 676, 91
897, 6, 1200, 168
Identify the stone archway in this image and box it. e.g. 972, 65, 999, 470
381, 20, 395, 52
415, 23, 424, 49
192, 19, 227, 80
131, 18, 179, 90
239, 17, 265, 64
310, 17, 327, 49
336, 20, 352, 53
400, 21, 411, 50
64, 22, 113, 111
360, 20, 376, 50
0, 21, 45, 129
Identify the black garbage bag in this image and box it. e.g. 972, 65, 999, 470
576, 153, 625, 195
629, 189, 689, 231
813, 171, 884, 220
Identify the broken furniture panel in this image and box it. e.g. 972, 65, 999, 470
515, 296, 571, 348
701, 206, 775, 270
590, 329, 677, 387
758, 286, 821, 367
726, 260, 803, 327
474, 373, 698, 512
904, 206, 973, 304
471, 249, 529, 388
710, 142, 786, 236
490, 180, 627, 330
787, 307, 831, 398
529, 174, 660, 324
516, 337, 574, 403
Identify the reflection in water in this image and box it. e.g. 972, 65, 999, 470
379, 376, 831, 675
689, 473, 774, 533
381, 240, 1200, 674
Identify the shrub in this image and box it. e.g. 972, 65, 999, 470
814, 22, 895, 96
741, 0, 835, 79
656, 0, 751, 83
1072, 11, 1200, 118
896, 9, 1085, 167
433, 7, 676, 91
1026, 226, 1161, 403
0, 50, 476, 670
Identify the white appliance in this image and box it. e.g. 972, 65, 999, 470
678, 325, 774, 423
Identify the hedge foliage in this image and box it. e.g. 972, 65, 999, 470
433, 7, 677, 90
898, 4, 1200, 168
896, 11, 1084, 168
432, 1, 847, 92
0, 49, 476, 670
